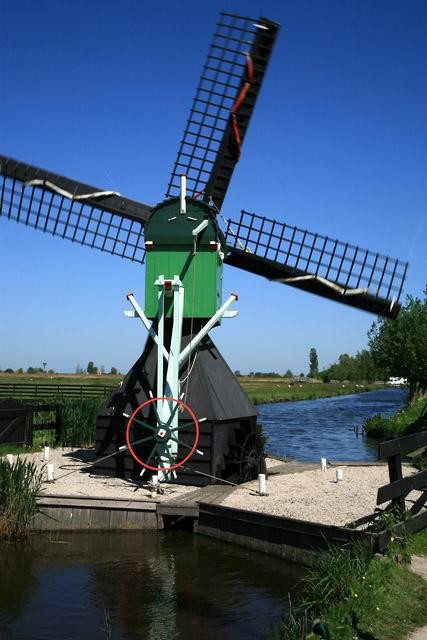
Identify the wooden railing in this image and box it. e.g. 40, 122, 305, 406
0, 382, 116, 400
377, 430, 427, 525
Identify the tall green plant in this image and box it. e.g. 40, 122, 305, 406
302, 541, 372, 612
58, 396, 106, 447
0, 458, 43, 539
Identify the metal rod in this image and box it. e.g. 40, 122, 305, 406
180, 174, 186, 214
126, 293, 169, 362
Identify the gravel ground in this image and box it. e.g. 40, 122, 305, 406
20, 448, 196, 502
222, 463, 420, 527
13, 448, 422, 526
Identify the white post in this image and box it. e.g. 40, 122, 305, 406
47, 463, 54, 482
44, 446, 50, 462
336, 468, 343, 482
320, 457, 327, 472
6, 454, 14, 465
151, 474, 158, 498
180, 174, 186, 214
258, 473, 267, 496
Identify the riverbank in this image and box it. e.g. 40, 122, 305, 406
363, 396, 427, 439
267, 537, 427, 640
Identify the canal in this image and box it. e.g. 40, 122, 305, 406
259, 387, 408, 461
0, 531, 303, 640
0, 388, 407, 639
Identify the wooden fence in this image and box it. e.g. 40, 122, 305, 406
375, 430, 427, 537
0, 401, 62, 446
0, 382, 116, 400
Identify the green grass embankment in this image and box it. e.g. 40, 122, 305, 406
239, 380, 383, 405
363, 397, 427, 439
267, 538, 427, 640
363, 397, 427, 469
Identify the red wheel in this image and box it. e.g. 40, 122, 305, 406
125, 397, 199, 472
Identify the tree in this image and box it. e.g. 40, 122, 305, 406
87, 361, 95, 374
320, 350, 383, 383
369, 290, 427, 402
100, 365, 105, 375
309, 348, 319, 378
75, 364, 83, 374
284, 369, 293, 378
48, 369, 55, 374
110, 367, 118, 375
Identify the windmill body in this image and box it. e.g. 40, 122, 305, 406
0, 12, 408, 485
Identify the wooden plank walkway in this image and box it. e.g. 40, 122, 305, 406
157, 485, 236, 518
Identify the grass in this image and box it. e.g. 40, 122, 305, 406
0, 457, 43, 539
266, 539, 427, 640
409, 528, 427, 556
362, 397, 427, 439
0, 373, 383, 404
239, 380, 383, 405
302, 541, 372, 612
0, 373, 121, 386
324, 557, 427, 640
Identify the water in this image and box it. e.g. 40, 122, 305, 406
258, 387, 408, 462
0, 531, 304, 640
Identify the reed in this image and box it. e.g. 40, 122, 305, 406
302, 541, 372, 612
0, 457, 43, 539
58, 396, 106, 447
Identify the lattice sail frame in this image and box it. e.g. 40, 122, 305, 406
166, 12, 279, 208
223, 210, 408, 318
0, 157, 150, 264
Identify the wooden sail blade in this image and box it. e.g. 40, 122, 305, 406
165, 12, 279, 209
0, 156, 152, 263
223, 210, 407, 319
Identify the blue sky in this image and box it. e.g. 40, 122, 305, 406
0, 0, 426, 375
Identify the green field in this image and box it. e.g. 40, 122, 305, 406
238, 379, 384, 405
0, 374, 384, 405
0, 373, 122, 386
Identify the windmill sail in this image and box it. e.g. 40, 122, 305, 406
223, 210, 407, 318
166, 12, 279, 209
0, 156, 151, 263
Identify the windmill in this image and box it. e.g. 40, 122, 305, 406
0, 12, 407, 486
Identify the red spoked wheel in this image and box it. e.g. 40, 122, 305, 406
125, 397, 199, 473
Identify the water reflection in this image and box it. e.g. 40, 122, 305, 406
0, 531, 304, 640
258, 388, 407, 461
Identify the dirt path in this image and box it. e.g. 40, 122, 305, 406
407, 556, 427, 640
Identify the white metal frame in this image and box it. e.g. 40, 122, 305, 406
125, 285, 237, 481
